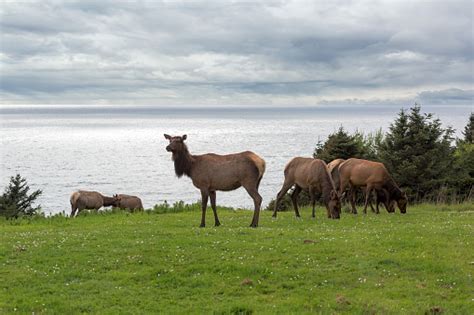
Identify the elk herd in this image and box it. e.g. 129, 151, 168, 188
70, 133, 408, 228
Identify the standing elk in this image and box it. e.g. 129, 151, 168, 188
164, 134, 266, 228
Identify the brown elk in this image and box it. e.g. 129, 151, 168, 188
273, 157, 341, 219
70, 190, 117, 217
328, 158, 394, 214
327, 158, 345, 174
164, 134, 266, 228
113, 194, 144, 211
338, 158, 407, 214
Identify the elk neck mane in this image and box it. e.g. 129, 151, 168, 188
172, 144, 195, 178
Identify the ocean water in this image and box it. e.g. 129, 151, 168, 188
0, 105, 471, 215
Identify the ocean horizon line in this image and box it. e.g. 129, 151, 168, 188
0, 103, 472, 110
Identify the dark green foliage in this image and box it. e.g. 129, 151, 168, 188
378, 105, 455, 201
451, 143, 474, 200
313, 127, 361, 162
265, 194, 292, 212
0, 174, 42, 218
462, 112, 473, 144
353, 129, 384, 161
313, 127, 383, 163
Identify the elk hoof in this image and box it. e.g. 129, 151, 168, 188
199, 224, 205, 228
215, 222, 221, 227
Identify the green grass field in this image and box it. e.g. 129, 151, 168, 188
1, 203, 473, 314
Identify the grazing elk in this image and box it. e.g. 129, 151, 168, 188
328, 158, 394, 214
327, 158, 345, 174
338, 158, 407, 214
70, 190, 117, 217
164, 134, 266, 228
113, 194, 144, 211
273, 157, 341, 219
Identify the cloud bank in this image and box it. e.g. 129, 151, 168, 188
1, 0, 472, 106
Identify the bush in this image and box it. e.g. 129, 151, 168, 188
0, 174, 42, 218
265, 187, 314, 212
152, 201, 202, 214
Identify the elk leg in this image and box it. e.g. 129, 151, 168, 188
273, 181, 293, 218
209, 191, 220, 227
375, 190, 381, 214
200, 190, 209, 228
244, 185, 262, 228
350, 187, 358, 214
369, 190, 376, 213
382, 188, 391, 213
363, 185, 373, 214
291, 185, 302, 218
308, 187, 316, 218
342, 180, 358, 214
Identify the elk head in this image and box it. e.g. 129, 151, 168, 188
164, 134, 187, 154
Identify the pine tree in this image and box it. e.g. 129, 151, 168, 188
313, 127, 362, 162
0, 174, 42, 218
462, 112, 473, 144
378, 105, 455, 200
313, 127, 381, 163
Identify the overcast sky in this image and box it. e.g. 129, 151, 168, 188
0, 0, 472, 106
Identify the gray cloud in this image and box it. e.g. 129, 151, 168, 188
0, 0, 472, 106
417, 88, 474, 105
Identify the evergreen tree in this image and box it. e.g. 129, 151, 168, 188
452, 142, 474, 200
462, 112, 473, 144
313, 127, 362, 162
378, 105, 455, 200
313, 127, 382, 163
353, 129, 384, 161
0, 174, 42, 218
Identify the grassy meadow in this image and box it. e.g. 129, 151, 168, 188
1, 203, 473, 314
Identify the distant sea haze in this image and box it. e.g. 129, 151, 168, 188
0, 105, 471, 214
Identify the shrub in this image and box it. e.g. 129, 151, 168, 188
0, 174, 42, 218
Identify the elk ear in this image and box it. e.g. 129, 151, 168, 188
164, 134, 171, 140
330, 190, 337, 199
182, 134, 187, 141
